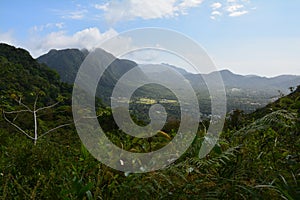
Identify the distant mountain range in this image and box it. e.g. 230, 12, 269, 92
160, 63, 300, 92
37, 48, 300, 113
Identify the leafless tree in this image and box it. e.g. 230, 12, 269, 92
3, 94, 71, 145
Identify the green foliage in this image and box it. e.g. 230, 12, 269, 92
0, 43, 299, 199
37, 49, 87, 84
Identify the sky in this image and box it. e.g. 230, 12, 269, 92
0, 0, 299, 77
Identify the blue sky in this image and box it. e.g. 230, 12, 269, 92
0, 0, 299, 77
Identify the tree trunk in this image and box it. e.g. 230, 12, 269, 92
34, 111, 37, 145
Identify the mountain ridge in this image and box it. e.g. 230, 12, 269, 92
38, 48, 147, 103
37, 48, 300, 113
38, 48, 300, 91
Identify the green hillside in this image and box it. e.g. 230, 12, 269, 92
37, 48, 88, 84
0, 44, 299, 199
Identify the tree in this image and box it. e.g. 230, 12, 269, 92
2, 92, 71, 145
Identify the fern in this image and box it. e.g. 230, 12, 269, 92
235, 110, 298, 137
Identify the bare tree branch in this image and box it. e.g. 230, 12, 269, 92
13, 112, 19, 122
16, 97, 32, 112
33, 94, 39, 111
36, 101, 60, 112
4, 94, 70, 144
3, 109, 31, 114
2, 111, 35, 140
39, 123, 72, 138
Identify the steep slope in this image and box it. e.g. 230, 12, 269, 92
225, 84, 300, 130
38, 48, 147, 103
248, 85, 300, 120
0, 43, 77, 146
0, 43, 71, 107
223, 86, 300, 200
37, 48, 88, 84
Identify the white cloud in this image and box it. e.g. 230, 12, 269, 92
0, 31, 18, 46
123, 49, 161, 63
210, 0, 252, 19
226, 4, 244, 12
210, 2, 222, 20
228, 10, 248, 17
26, 28, 126, 57
95, 3, 109, 11
95, 0, 203, 24
225, 0, 250, 17
211, 2, 222, 10
211, 11, 222, 16
178, 0, 204, 14
63, 10, 88, 19
0, 28, 135, 58
53, 9, 88, 20
226, 3, 249, 17
55, 23, 64, 29
32, 23, 64, 32
210, 11, 222, 20
178, 0, 203, 8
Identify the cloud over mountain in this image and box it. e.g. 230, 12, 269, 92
95, 0, 204, 24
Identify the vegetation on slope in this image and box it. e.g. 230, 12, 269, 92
0, 43, 299, 199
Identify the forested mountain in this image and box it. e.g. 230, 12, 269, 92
38, 48, 146, 103
0, 43, 72, 109
0, 43, 75, 145
186, 69, 300, 93
39, 48, 300, 94
148, 64, 300, 93
0, 43, 299, 199
38, 49, 300, 113
37, 48, 88, 84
